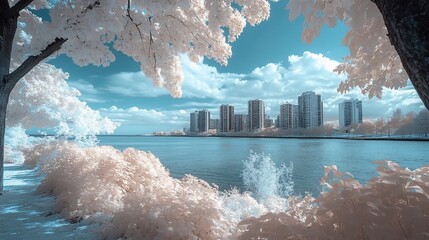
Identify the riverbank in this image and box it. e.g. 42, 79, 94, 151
152, 134, 429, 141
0, 164, 98, 240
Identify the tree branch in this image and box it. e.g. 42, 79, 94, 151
126, 0, 143, 40
4, 37, 67, 88
5, 0, 34, 18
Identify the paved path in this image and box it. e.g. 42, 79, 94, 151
0, 164, 97, 240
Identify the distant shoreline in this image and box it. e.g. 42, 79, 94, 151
150, 134, 429, 142
28, 134, 429, 142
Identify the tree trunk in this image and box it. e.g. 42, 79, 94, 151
374, 0, 429, 110
0, 2, 17, 194
0, 85, 11, 193
1, 3, 66, 192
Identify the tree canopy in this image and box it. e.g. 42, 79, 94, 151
6, 0, 428, 100
5, 0, 271, 97
287, 0, 429, 109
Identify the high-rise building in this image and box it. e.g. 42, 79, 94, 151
234, 114, 247, 132
265, 115, 274, 128
198, 109, 210, 132
279, 103, 298, 129
298, 91, 323, 129
190, 111, 199, 132
276, 115, 280, 128
293, 105, 299, 129
210, 119, 219, 130
248, 100, 265, 131
219, 104, 235, 132
339, 99, 363, 128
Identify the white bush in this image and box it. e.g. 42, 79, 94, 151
25, 142, 429, 239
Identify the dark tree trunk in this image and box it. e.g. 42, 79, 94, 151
0, 1, 17, 194
0, 1, 66, 193
374, 0, 429, 110
0, 86, 11, 193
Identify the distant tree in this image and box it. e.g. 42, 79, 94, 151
414, 110, 429, 137
288, 0, 429, 109
0, 0, 271, 192
387, 108, 405, 133
374, 118, 386, 136
353, 121, 375, 136
302, 124, 334, 136
394, 112, 415, 136
347, 123, 358, 135
392, 111, 429, 137
322, 124, 335, 136
282, 128, 294, 136
405, 112, 416, 122
395, 123, 412, 137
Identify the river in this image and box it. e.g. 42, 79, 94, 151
98, 136, 429, 195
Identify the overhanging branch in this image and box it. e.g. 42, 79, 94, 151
5, 0, 34, 18
4, 37, 67, 88
126, 0, 143, 40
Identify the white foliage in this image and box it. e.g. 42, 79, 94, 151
4, 126, 32, 163
24, 141, 429, 239
7, 63, 118, 138
24, 143, 292, 239
238, 161, 429, 239
25, 141, 232, 239
11, 0, 271, 97
287, 0, 408, 99
4, 126, 55, 164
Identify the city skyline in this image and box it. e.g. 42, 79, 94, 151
185, 90, 428, 134
187, 91, 370, 133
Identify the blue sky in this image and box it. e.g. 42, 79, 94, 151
49, 0, 424, 134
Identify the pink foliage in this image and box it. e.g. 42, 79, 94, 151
238, 161, 429, 239
25, 141, 232, 239
287, 0, 408, 99
11, 0, 271, 98
7, 63, 118, 137
25, 142, 429, 239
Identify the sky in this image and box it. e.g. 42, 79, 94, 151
49, 0, 425, 134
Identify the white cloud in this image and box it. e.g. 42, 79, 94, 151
98, 106, 189, 134
68, 79, 106, 103
173, 52, 348, 118
69, 79, 100, 95
104, 72, 170, 97
178, 51, 423, 121
97, 51, 424, 132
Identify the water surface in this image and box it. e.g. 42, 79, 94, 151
98, 136, 429, 195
